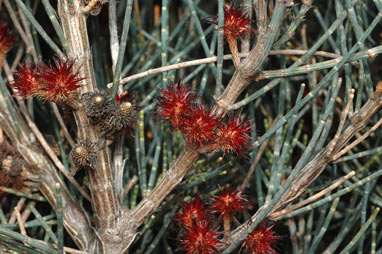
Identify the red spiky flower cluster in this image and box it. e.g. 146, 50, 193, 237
11, 64, 40, 99
176, 196, 220, 254
243, 223, 280, 254
179, 220, 220, 254
176, 191, 278, 253
0, 23, 14, 54
211, 188, 247, 241
209, 3, 252, 41
217, 114, 253, 156
207, 2, 254, 68
10, 58, 83, 108
176, 195, 209, 228
157, 80, 253, 155
39, 58, 83, 103
157, 81, 220, 146
157, 80, 194, 130
182, 105, 220, 146
211, 187, 247, 221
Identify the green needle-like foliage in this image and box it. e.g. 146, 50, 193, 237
1, 0, 382, 253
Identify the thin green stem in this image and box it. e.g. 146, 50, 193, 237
110, 0, 134, 100
339, 207, 380, 254
14, 0, 65, 58
29, 205, 58, 244
41, 0, 70, 53
215, 0, 224, 96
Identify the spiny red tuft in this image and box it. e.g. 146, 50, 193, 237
243, 223, 279, 254
39, 58, 83, 104
179, 220, 220, 254
0, 23, 15, 54
210, 187, 247, 220
157, 80, 194, 130
176, 195, 209, 229
216, 114, 253, 156
10, 59, 82, 105
11, 64, 42, 99
208, 3, 253, 41
181, 105, 220, 146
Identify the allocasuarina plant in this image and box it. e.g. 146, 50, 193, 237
175, 192, 279, 254
207, 2, 253, 68
1, 0, 382, 254
156, 80, 253, 154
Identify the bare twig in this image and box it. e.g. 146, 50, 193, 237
11, 44, 25, 72
227, 37, 241, 68
333, 118, 382, 161
106, 50, 339, 88
20, 201, 34, 224
269, 171, 356, 220
52, 104, 75, 148
17, 4, 38, 62
14, 206, 27, 236
3, 0, 29, 54
9, 198, 26, 224
274, 94, 382, 213
326, 88, 355, 156
129, 147, 200, 229
123, 175, 138, 198
254, 0, 267, 34
62, 247, 89, 254
36, 239, 90, 254
108, 0, 119, 73
241, 0, 253, 53
240, 140, 269, 191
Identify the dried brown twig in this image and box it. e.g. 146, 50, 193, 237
269, 171, 356, 220
106, 49, 340, 88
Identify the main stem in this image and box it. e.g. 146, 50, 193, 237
57, 1, 122, 252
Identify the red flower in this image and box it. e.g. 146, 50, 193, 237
39, 58, 83, 104
179, 220, 220, 254
208, 3, 253, 41
210, 187, 247, 220
11, 64, 42, 99
0, 23, 14, 54
181, 105, 220, 146
216, 114, 253, 156
176, 195, 209, 229
10, 59, 83, 106
243, 223, 279, 254
207, 2, 254, 68
157, 81, 194, 130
